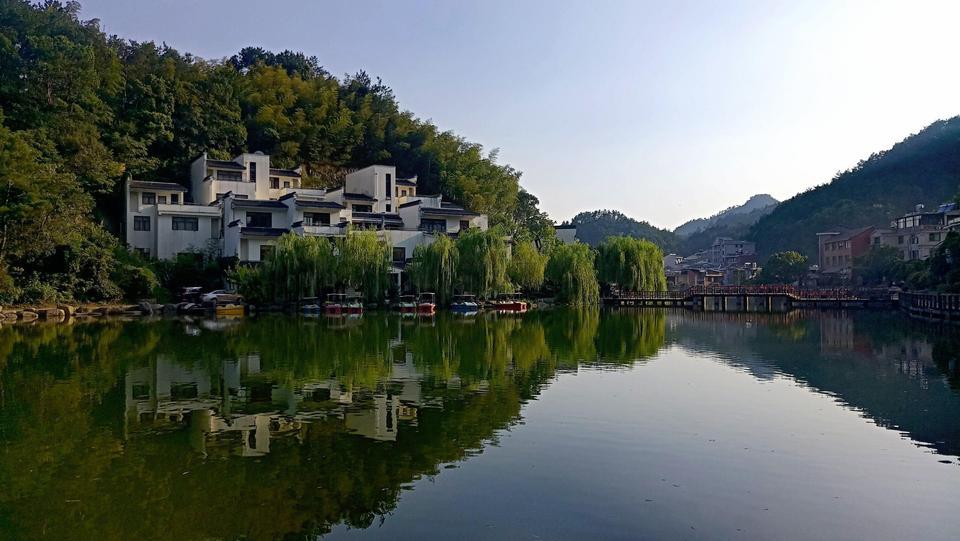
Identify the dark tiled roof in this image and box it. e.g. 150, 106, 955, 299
396, 178, 417, 187
343, 192, 376, 201
207, 159, 245, 170
231, 199, 287, 209
421, 206, 477, 217
554, 224, 576, 230
298, 200, 345, 210
129, 180, 187, 192
241, 227, 288, 238
270, 168, 301, 177
352, 212, 403, 223
398, 200, 422, 209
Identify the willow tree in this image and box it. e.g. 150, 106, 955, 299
408, 234, 459, 304
545, 242, 599, 305
508, 240, 547, 295
455, 228, 510, 299
596, 236, 667, 292
259, 233, 337, 301
338, 229, 391, 302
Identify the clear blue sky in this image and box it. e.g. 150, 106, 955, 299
80, 0, 960, 229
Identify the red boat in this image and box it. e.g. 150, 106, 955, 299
398, 295, 418, 315
492, 293, 528, 313
325, 293, 363, 315
417, 292, 437, 315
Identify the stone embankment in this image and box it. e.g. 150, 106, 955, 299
0, 301, 212, 325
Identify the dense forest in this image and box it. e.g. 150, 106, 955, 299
749, 117, 960, 257
565, 210, 680, 252
0, 0, 552, 303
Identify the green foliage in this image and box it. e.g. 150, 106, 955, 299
408, 234, 458, 304
151, 244, 223, 298
455, 228, 510, 299
545, 243, 599, 305
853, 245, 906, 285
755, 251, 808, 285
0, 1, 549, 302
337, 229, 391, 303
569, 210, 679, 252
749, 118, 960, 257
596, 236, 667, 292
908, 231, 960, 292
508, 240, 547, 294
260, 234, 337, 302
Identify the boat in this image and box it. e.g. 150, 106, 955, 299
214, 303, 245, 317
345, 294, 364, 315
397, 294, 418, 315
324, 293, 347, 315
417, 292, 437, 315
492, 293, 528, 313
301, 297, 322, 313
450, 294, 480, 314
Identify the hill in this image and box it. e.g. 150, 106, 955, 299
674, 194, 779, 238
568, 210, 680, 252
749, 117, 960, 257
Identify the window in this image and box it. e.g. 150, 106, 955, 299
134, 247, 150, 258
141, 192, 156, 205
393, 247, 406, 262
930, 232, 941, 242
217, 170, 242, 182
134, 216, 150, 231
246, 212, 272, 228
352, 204, 373, 213
211, 218, 220, 238
459, 220, 470, 231
305, 212, 330, 226
260, 244, 274, 260
386, 204, 391, 212
283, 181, 291, 188
172, 216, 199, 231
270, 176, 280, 189
385, 173, 392, 199
171, 194, 179, 204
421, 218, 446, 234
158, 195, 167, 204
249, 162, 257, 182
898, 235, 904, 245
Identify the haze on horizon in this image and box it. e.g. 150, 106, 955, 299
79, 0, 960, 230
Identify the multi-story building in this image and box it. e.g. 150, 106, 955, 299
870, 203, 960, 261
125, 151, 489, 267
816, 226, 875, 277
707, 237, 756, 267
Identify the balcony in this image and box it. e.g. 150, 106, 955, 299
156, 204, 221, 217
300, 224, 345, 237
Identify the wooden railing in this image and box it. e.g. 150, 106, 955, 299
900, 291, 960, 313
612, 287, 893, 301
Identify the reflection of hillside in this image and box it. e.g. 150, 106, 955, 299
0, 311, 668, 540
667, 310, 960, 456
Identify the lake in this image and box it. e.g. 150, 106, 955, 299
1, 309, 959, 540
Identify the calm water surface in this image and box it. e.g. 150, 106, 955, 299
1, 309, 959, 540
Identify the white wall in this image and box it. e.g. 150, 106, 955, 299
155, 213, 218, 260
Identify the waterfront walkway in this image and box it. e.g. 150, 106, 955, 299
605, 286, 895, 311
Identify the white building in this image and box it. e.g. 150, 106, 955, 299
125, 152, 489, 266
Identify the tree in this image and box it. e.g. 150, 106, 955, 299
338, 229, 390, 302
455, 228, 510, 299
853, 245, 905, 285
595, 236, 667, 292
756, 251, 808, 285
407, 234, 458, 304
544, 242, 599, 305
508, 240, 547, 294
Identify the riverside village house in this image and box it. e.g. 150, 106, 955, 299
124, 151, 489, 278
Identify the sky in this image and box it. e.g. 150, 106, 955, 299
79, 0, 960, 229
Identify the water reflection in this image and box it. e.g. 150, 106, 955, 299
0, 309, 959, 540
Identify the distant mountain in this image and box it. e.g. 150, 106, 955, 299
749, 116, 960, 258
674, 194, 779, 238
568, 210, 680, 251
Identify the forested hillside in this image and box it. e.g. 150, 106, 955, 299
0, 1, 549, 302
567, 210, 680, 252
674, 194, 778, 238
749, 117, 960, 257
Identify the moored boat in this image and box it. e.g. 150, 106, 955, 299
417, 292, 437, 315
450, 294, 480, 314
397, 294, 418, 315
301, 297, 322, 313
215, 303, 245, 317
491, 293, 528, 313
324, 293, 347, 315
345, 294, 364, 315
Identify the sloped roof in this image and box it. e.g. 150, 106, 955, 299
129, 180, 187, 192
297, 200, 345, 210
270, 168, 301, 177
207, 159, 245, 170
232, 199, 287, 209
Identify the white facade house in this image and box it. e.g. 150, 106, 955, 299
125, 153, 489, 270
